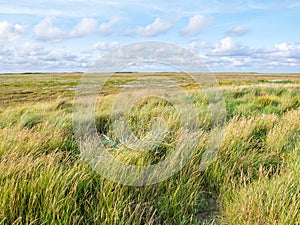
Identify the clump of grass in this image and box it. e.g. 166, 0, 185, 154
55, 99, 73, 112
266, 108, 300, 154
292, 96, 300, 108
21, 114, 44, 129
203, 114, 279, 191
256, 96, 280, 107
222, 148, 300, 224
95, 113, 111, 134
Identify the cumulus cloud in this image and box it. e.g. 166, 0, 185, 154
189, 41, 212, 54
0, 21, 25, 41
180, 14, 213, 36
225, 26, 250, 37
135, 18, 172, 37
211, 37, 250, 56
197, 39, 300, 71
214, 37, 240, 53
35, 17, 120, 41
0, 42, 92, 72
70, 18, 99, 37
99, 17, 121, 35
3, 35, 300, 73
71, 17, 121, 37
274, 43, 297, 51
34, 17, 66, 41
92, 41, 120, 51
271, 42, 300, 58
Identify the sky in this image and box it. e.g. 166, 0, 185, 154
0, 0, 300, 73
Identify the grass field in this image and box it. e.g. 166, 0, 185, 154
0, 72, 299, 224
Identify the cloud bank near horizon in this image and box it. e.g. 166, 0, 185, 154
0, 0, 299, 73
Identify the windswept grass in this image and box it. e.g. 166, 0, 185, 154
0, 73, 299, 224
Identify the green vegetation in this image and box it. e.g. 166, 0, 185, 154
0, 73, 299, 224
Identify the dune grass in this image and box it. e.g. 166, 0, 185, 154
0, 73, 299, 224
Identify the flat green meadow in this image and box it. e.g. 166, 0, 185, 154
0, 72, 299, 224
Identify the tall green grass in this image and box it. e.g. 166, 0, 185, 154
0, 74, 299, 224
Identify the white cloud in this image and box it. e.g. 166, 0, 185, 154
180, 14, 213, 36
0, 42, 92, 73
225, 26, 250, 37
99, 17, 121, 36
71, 17, 120, 37
271, 42, 300, 58
92, 41, 120, 51
197, 39, 300, 71
34, 17, 66, 41
211, 37, 250, 56
213, 37, 240, 53
189, 41, 213, 54
274, 43, 296, 51
0, 21, 25, 41
2, 36, 300, 73
35, 17, 120, 41
70, 18, 99, 37
211, 39, 300, 62
135, 18, 172, 37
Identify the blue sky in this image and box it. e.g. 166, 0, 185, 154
0, 0, 300, 73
